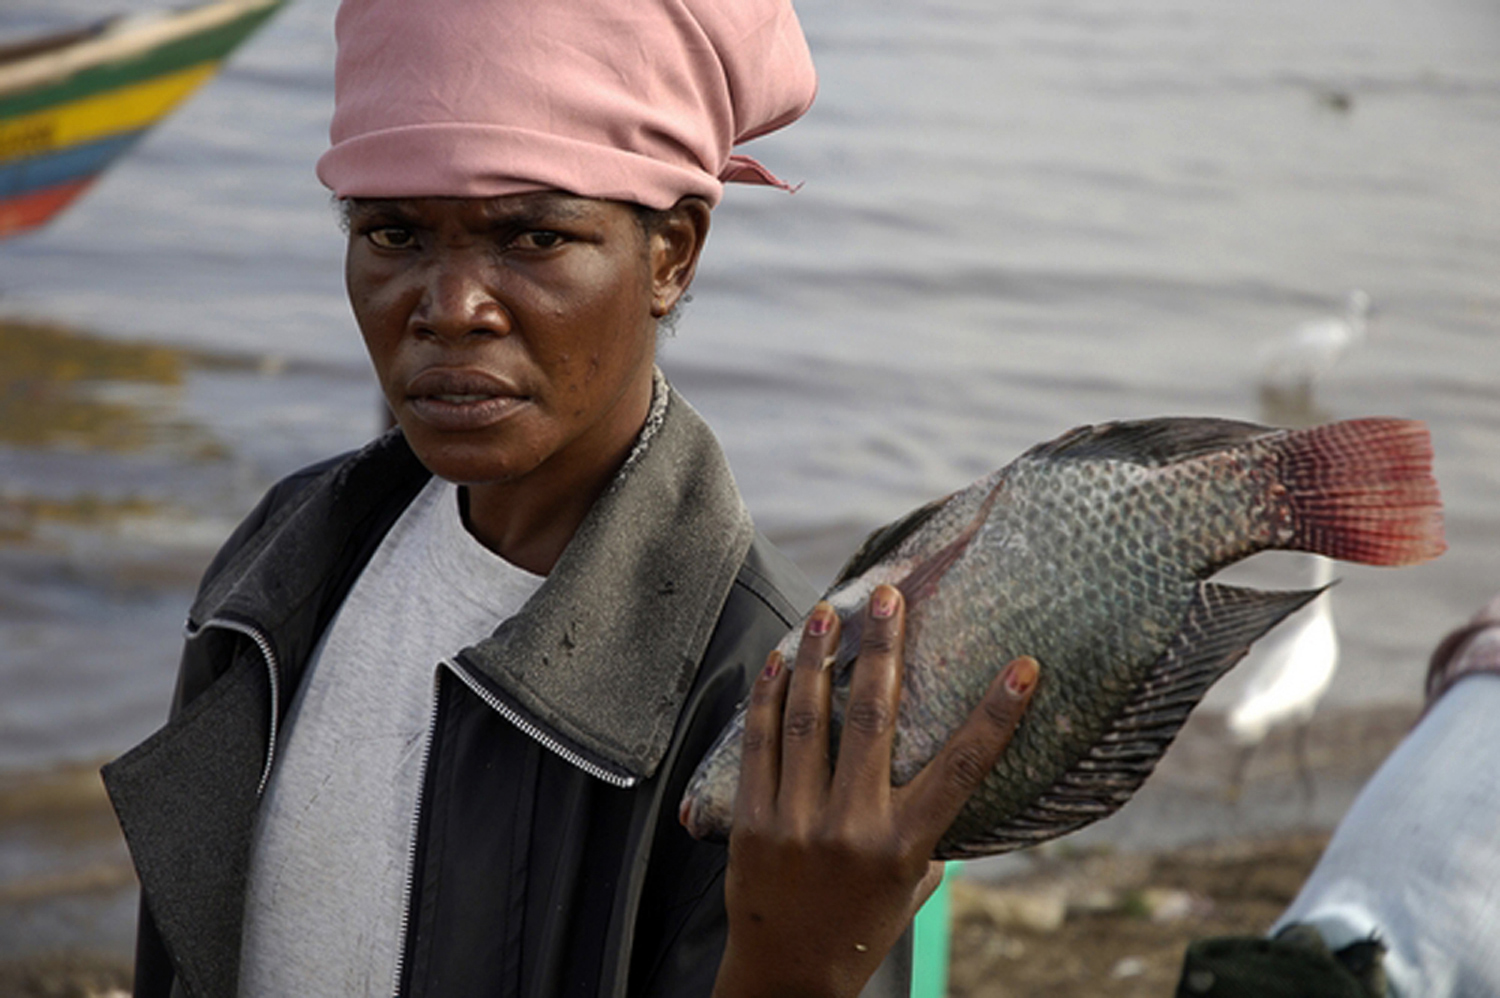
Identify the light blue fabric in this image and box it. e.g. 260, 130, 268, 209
1274, 675, 1500, 998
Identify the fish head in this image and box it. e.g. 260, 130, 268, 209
678, 766, 731, 841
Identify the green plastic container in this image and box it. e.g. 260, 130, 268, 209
911, 862, 954, 998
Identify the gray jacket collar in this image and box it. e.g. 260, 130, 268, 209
189, 372, 756, 782
455, 375, 756, 780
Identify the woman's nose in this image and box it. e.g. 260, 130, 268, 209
409, 261, 511, 341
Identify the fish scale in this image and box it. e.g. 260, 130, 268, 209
680, 416, 1444, 859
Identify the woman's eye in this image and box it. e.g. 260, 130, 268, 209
366, 226, 415, 250
516, 230, 565, 250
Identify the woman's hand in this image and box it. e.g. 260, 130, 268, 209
712, 584, 1038, 998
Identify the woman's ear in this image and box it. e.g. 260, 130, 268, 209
650, 196, 712, 318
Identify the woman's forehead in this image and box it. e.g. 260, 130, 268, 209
341, 193, 655, 238
346, 191, 603, 219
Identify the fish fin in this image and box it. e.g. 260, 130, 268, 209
895, 529, 978, 608
827, 501, 980, 677
1272, 418, 1444, 566
937, 582, 1319, 859
825, 533, 977, 687
891, 474, 1021, 607
1028, 417, 1274, 466
830, 495, 951, 588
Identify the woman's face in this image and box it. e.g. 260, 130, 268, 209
345, 193, 697, 492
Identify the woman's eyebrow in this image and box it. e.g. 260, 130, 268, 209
486, 194, 591, 226
346, 199, 419, 223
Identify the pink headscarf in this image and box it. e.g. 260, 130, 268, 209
316, 0, 817, 208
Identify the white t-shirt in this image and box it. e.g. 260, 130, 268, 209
238, 478, 545, 997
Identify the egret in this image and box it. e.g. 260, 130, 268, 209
1225, 555, 1338, 803
1259, 290, 1372, 420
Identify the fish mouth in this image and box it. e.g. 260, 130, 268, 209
677, 787, 726, 842
403, 368, 529, 431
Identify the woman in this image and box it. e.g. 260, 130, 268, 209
101, 2, 1038, 996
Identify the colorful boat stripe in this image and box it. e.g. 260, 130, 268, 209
0, 62, 218, 167
0, 129, 143, 199
0, 175, 95, 235
0, 0, 287, 238
0, 2, 282, 120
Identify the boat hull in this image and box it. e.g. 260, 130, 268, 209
0, 0, 284, 238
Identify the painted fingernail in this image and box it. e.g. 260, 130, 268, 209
870, 587, 898, 619
808, 604, 834, 637
762, 651, 783, 681
1004, 656, 1039, 696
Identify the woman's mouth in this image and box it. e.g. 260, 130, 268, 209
404, 370, 529, 432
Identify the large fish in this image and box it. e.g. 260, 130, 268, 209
680, 417, 1444, 859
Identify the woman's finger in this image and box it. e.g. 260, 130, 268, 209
777, 602, 840, 818
912, 860, 946, 912
898, 656, 1039, 848
828, 585, 905, 811
732, 650, 790, 832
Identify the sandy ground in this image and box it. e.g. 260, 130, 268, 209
0, 952, 131, 998
0, 831, 1326, 998
948, 832, 1330, 998
0, 703, 1416, 997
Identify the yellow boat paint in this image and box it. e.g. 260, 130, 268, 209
0, 61, 218, 166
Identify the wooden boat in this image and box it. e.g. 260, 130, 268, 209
0, 0, 286, 239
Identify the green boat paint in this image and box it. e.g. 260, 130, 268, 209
0, 0, 286, 119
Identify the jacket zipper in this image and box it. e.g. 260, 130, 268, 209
390, 669, 442, 998
442, 658, 640, 789
189, 616, 282, 797
390, 657, 640, 997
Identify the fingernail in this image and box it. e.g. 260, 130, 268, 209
870, 587, 898, 619
808, 604, 833, 637
762, 651, 783, 681
1004, 656, 1038, 696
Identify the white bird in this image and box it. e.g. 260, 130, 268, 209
1225, 555, 1338, 803
1258, 290, 1372, 419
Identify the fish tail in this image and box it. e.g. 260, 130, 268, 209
1274, 418, 1444, 566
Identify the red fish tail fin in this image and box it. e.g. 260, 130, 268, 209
1275, 418, 1445, 566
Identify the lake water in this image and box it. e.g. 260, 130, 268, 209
1, 0, 1497, 958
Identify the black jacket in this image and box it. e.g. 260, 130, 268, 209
102, 384, 818, 998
